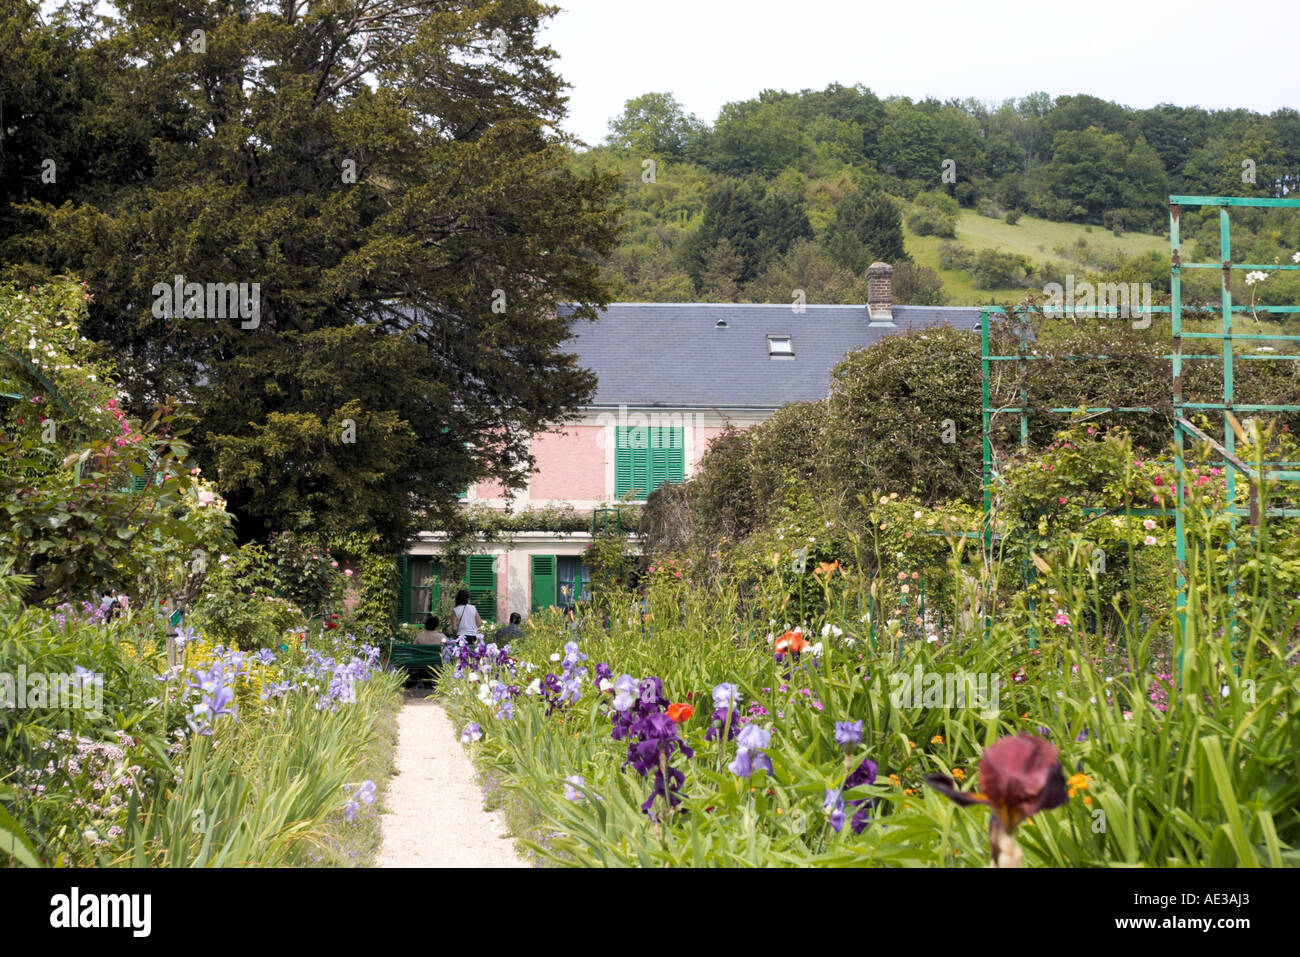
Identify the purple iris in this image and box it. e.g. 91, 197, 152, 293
824, 789, 845, 833
728, 746, 773, 777
593, 662, 612, 690
712, 683, 741, 710
621, 700, 693, 817
612, 674, 638, 712
638, 676, 668, 712
564, 775, 586, 802
705, 706, 742, 742
844, 756, 878, 834
625, 711, 694, 775
729, 723, 773, 778
834, 720, 863, 752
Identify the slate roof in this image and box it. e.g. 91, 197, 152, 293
558, 302, 984, 408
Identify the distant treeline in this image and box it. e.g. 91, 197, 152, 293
574, 88, 1300, 305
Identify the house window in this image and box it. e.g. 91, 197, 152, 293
768, 335, 794, 358
398, 556, 441, 626
557, 556, 590, 607
614, 426, 685, 501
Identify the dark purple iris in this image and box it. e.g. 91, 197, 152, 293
625, 711, 694, 775
843, 756, 877, 834
704, 706, 742, 742
620, 701, 693, 817
593, 662, 612, 690
641, 765, 686, 817
638, 676, 668, 712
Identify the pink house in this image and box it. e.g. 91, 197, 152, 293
397, 265, 981, 629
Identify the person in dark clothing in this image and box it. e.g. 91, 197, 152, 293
496, 612, 525, 640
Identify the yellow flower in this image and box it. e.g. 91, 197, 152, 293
1067, 772, 1090, 797
930, 734, 944, 745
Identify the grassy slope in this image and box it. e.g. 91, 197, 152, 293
906, 209, 1171, 306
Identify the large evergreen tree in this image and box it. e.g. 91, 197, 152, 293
2, 0, 621, 550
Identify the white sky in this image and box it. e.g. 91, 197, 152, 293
540, 0, 1298, 146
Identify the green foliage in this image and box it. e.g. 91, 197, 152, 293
824, 190, 909, 273
604, 92, 704, 159
823, 327, 984, 505
4, 0, 623, 552
906, 189, 959, 238
189, 545, 307, 651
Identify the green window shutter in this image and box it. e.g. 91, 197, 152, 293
530, 555, 556, 612
430, 559, 441, 615
130, 474, 147, 493
666, 436, 685, 484
467, 555, 497, 623
458, 487, 468, 501
397, 554, 411, 630
631, 442, 649, 500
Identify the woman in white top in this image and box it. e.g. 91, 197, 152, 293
452, 588, 483, 639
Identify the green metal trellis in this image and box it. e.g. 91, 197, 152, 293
980, 195, 1300, 683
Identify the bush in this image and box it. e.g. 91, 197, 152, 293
971, 249, 1033, 289
1004, 209, 1022, 225
906, 189, 959, 238
822, 327, 984, 506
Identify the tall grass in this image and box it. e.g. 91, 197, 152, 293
443, 511, 1300, 867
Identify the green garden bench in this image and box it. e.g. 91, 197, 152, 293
387, 642, 444, 686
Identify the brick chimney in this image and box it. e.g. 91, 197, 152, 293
866, 261, 894, 324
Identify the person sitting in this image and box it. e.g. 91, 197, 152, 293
414, 615, 446, 646
496, 612, 524, 640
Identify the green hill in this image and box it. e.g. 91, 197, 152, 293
905, 209, 1172, 305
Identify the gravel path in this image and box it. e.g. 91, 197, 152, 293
375, 694, 528, 868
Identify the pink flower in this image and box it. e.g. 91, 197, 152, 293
1133, 460, 1143, 468
1153, 475, 1162, 486
1144, 535, 1157, 546
1209, 467, 1221, 476
331, 561, 339, 568
1143, 519, 1156, 530
195, 490, 217, 507
1052, 610, 1070, 627
1057, 497, 1066, 505
344, 569, 354, 577
1195, 475, 1209, 486
1152, 494, 1160, 503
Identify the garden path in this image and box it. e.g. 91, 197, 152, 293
375, 695, 528, 868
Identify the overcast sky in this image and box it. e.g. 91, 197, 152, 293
540, 0, 1297, 146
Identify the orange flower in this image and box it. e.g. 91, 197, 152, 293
774, 631, 809, 654
888, 773, 901, 788
814, 560, 840, 578
952, 768, 966, 781
930, 734, 944, 745
666, 702, 694, 724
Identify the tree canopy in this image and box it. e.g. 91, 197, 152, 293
2, 0, 622, 550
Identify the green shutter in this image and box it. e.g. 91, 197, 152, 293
397, 554, 411, 630
530, 555, 556, 612
458, 486, 468, 501
467, 555, 497, 623
429, 559, 441, 615
614, 428, 633, 498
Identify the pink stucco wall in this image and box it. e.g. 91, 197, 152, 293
530, 426, 606, 501
495, 552, 508, 623
475, 477, 508, 500
693, 427, 728, 470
